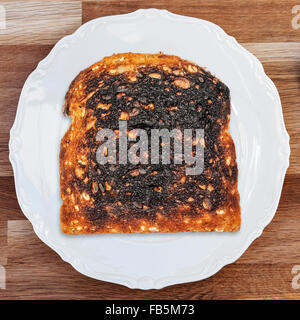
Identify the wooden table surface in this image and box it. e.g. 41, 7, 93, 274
0, 0, 299, 300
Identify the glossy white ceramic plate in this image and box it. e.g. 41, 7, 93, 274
9, 9, 290, 289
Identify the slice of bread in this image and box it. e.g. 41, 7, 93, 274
60, 53, 240, 234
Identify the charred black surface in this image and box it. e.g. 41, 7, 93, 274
75, 66, 234, 225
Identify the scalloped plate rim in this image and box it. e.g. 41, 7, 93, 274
9, 8, 290, 290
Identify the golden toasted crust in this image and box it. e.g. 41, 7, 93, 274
60, 53, 240, 234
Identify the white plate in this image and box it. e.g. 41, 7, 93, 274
9, 9, 290, 289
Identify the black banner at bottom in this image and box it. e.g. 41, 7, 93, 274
0, 300, 298, 317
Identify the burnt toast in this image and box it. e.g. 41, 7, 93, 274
60, 53, 240, 234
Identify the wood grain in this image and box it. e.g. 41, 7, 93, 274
0, 0, 299, 300
0, 177, 23, 221
0, 1, 82, 44
0, 221, 7, 266
83, 0, 300, 43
